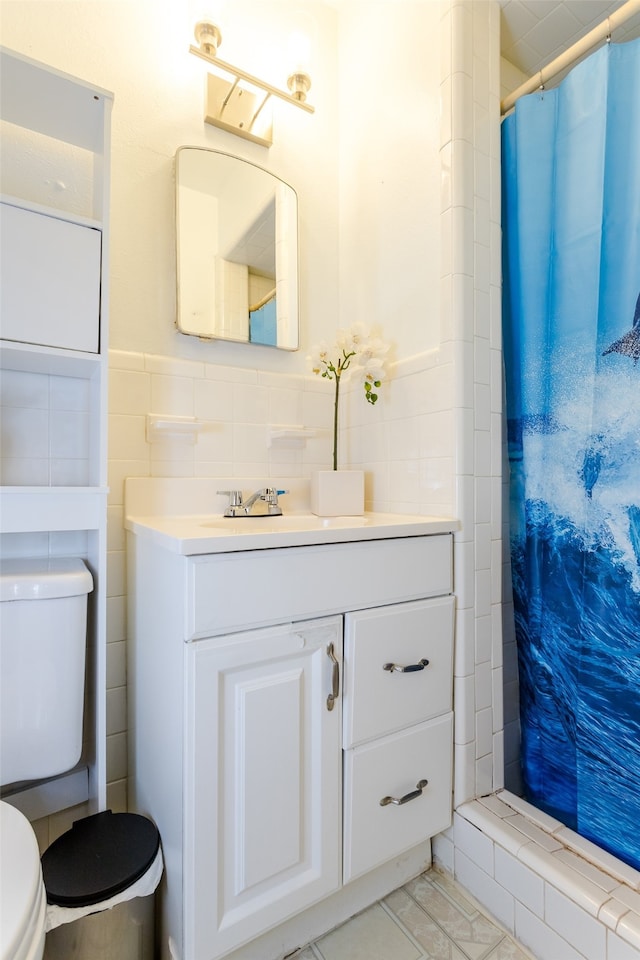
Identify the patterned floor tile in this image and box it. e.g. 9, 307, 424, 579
403, 873, 504, 954
293, 870, 533, 960
313, 902, 423, 960
385, 888, 467, 959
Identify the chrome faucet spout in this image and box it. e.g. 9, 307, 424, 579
241, 487, 269, 512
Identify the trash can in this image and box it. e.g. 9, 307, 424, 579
41, 810, 162, 960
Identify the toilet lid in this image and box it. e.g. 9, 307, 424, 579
0, 801, 45, 960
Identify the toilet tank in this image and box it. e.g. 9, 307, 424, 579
0, 558, 93, 787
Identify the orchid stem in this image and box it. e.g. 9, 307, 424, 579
333, 374, 340, 471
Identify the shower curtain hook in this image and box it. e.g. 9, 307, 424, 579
538, 70, 545, 93
606, 17, 612, 42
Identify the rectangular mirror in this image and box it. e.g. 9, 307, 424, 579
175, 147, 299, 350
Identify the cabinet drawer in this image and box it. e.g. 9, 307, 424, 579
187, 535, 452, 639
343, 597, 454, 747
0, 201, 101, 353
343, 714, 452, 883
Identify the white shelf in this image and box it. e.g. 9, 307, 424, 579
2, 768, 89, 822
0, 487, 108, 534
1, 193, 103, 231
146, 415, 204, 444
0, 339, 102, 375
0, 45, 112, 153
268, 424, 319, 448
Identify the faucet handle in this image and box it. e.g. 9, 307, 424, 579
263, 487, 289, 502
217, 490, 243, 506
262, 488, 289, 515
217, 490, 246, 516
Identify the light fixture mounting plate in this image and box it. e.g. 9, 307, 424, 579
204, 74, 273, 148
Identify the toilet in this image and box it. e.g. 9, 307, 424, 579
0, 801, 46, 960
0, 557, 93, 960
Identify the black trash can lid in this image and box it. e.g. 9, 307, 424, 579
41, 809, 160, 907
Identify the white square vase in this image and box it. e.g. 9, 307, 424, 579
310, 470, 364, 517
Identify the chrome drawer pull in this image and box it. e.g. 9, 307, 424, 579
383, 658, 429, 673
326, 642, 339, 711
380, 779, 428, 806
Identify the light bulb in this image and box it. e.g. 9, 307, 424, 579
287, 30, 311, 75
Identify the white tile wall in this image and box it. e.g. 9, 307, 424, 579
449, 794, 640, 960
0, 369, 92, 485
439, 0, 504, 809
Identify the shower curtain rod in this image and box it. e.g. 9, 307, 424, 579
501, 0, 640, 115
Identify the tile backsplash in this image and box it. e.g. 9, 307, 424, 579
0, 369, 91, 486
107, 348, 455, 514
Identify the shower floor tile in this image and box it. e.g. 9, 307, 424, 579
293, 869, 535, 960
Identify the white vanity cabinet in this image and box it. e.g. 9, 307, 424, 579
127, 523, 455, 960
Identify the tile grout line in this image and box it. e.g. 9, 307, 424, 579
377, 897, 429, 959
397, 875, 506, 960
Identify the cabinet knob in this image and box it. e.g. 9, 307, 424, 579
382, 658, 429, 673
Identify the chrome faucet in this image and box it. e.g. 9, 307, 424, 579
217, 487, 288, 518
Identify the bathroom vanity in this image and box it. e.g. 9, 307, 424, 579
126, 479, 457, 960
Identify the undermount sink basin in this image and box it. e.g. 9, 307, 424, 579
200, 515, 371, 533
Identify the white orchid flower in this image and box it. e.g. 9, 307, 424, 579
308, 324, 391, 467
307, 342, 332, 375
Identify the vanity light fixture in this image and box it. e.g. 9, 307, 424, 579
190, 20, 314, 148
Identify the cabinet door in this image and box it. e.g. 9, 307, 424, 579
184, 617, 343, 960
344, 597, 454, 747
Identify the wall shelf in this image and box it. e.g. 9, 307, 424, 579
268, 425, 318, 449
0, 44, 111, 156
146, 415, 204, 445
0, 487, 108, 534
0, 339, 102, 377
1, 193, 102, 231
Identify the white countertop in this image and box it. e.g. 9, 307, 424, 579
125, 512, 459, 556
124, 477, 459, 555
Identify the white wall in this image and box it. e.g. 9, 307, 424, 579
1, 0, 454, 826
0, 0, 444, 361
337, 0, 443, 359
0, 0, 340, 371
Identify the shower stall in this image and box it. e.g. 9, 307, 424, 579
501, 36, 640, 874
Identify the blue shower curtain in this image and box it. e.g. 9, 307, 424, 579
502, 39, 640, 871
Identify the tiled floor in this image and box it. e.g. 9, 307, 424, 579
293, 869, 535, 960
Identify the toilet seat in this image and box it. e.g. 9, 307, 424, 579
0, 802, 46, 960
